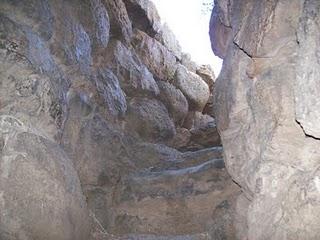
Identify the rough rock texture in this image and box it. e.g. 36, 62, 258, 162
123, 0, 161, 37
174, 64, 210, 112
132, 29, 177, 81
196, 65, 216, 117
104, 39, 159, 97
0, 0, 236, 239
126, 97, 176, 142
157, 81, 189, 125
0, 120, 90, 240
210, 0, 320, 239
155, 23, 182, 60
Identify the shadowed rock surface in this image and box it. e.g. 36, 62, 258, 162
210, 0, 320, 239
0, 0, 238, 239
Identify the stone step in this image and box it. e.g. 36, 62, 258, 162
89, 213, 210, 240
91, 232, 209, 240
114, 233, 210, 240
149, 146, 224, 172
108, 156, 239, 236
121, 158, 227, 201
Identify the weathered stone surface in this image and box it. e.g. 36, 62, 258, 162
203, 94, 215, 117
167, 127, 192, 151
211, 0, 320, 239
206, 196, 238, 240
90, 0, 110, 48
189, 113, 221, 150
103, 0, 132, 44
93, 68, 127, 117
196, 65, 216, 117
50, 3, 94, 71
126, 98, 176, 142
181, 112, 221, 150
174, 65, 210, 112
62, 111, 129, 187
295, 0, 320, 139
157, 81, 188, 125
155, 23, 182, 60
0, 117, 90, 240
104, 40, 159, 97
123, 0, 161, 37
111, 149, 240, 236
0, 53, 61, 140
196, 65, 215, 91
132, 29, 177, 81
209, 0, 232, 59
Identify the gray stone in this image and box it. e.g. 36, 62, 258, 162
126, 97, 176, 142
196, 65, 216, 91
104, 40, 159, 97
90, 0, 110, 48
182, 112, 221, 150
167, 127, 191, 151
104, 0, 133, 44
123, 0, 161, 37
295, 0, 320, 139
155, 23, 182, 60
157, 81, 189, 125
209, 0, 232, 59
132, 29, 177, 81
93, 68, 127, 117
211, 0, 320, 239
174, 65, 210, 112
111, 152, 239, 235
0, 116, 90, 240
203, 94, 215, 117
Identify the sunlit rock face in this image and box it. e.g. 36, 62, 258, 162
210, 0, 320, 239
0, 0, 239, 239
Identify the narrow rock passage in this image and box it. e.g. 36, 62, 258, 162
0, 1, 240, 240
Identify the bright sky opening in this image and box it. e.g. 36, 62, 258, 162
151, 0, 222, 76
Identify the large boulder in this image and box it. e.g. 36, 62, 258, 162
157, 81, 189, 125
126, 97, 176, 142
132, 29, 177, 81
197, 65, 216, 117
0, 116, 90, 240
174, 64, 210, 112
211, 0, 320, 239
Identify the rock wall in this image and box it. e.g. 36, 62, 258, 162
210, 0, 320, 239
0, 0, 239, 239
